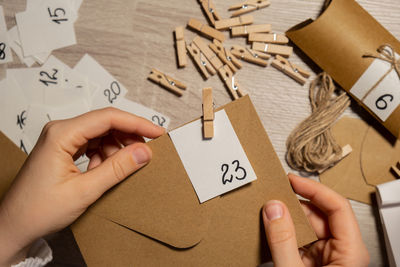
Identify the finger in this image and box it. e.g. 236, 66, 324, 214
112, 130, 144, 146
78, 142, 152, 201
87, 152, 103, 170
300, 201, 330, 239
73, 143, 88, 161
46, 107, 165, 156
288, 174, 361, 240
300, 240, 326, 267
100, 134, 122, 158
263, 200, 303, 267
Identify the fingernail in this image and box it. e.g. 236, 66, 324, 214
264, 201, 283, 221
132, 147, 151, 164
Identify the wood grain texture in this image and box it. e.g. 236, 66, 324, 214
1, 0, 399, 266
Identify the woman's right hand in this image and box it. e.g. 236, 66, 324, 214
262, 173, 370, 267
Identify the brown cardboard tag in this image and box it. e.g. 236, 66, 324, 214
0, 131, 27, 200
72, 96, 317, 266
286, 0, 400, 138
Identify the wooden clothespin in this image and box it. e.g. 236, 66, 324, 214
218, 65, 246, 99
198, 0, 221, 26
318, 144, 353, 174
390, 162, 400, 178
175, 26, 187, 68
193, 36, 224, 71
209, 39, 242, 73
231, 24, 271, 37
202, 87, 214, 139
230, 45, 270, 67
186, 42, 216, 79
228, 0, 270, 17
214, 15, 253, 31
148, 69, 186, 96
187, 18, 225, 42
271, 55, 311, 85
248, 33, 289, 44
252, 42, 293, 57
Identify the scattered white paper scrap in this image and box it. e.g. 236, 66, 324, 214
0, 78, 30, 150
74, 54, 171, 128
169, 110, 257, 203
0, 6, 13, 64
7, 26, 36, 67
16, 0, 77, 56
23, 104, 51, 146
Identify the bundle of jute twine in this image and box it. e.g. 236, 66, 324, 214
286, 72, 351, 173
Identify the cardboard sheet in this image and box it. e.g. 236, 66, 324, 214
0, 132, 27, 200
72, 96, 317, 266
360, 126, 399, 186
286, 0, 400, 138
319, 117, 375, 204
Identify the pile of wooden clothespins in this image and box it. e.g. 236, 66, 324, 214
148, 0, 311, 100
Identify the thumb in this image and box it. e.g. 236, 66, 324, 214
262, 200, 304, 267
81, 142, 152, 200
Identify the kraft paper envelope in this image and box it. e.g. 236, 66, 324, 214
0, 131, 27, 200
320, 117, 397, 205
286, 0, 400, 138
71, 96, 317, 266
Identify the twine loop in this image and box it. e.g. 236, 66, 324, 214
286, 72, 351, 173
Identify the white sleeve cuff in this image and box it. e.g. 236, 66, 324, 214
12, 239, 52, 267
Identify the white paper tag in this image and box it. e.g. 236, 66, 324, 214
7, 68, 43, 104
23, 104, 51, 146
0, 6, 13, 64
74, 54, 170, 128
169, 110, 257, 203
8, 26, 36, 67
0, 78, 30, 151
350, 53, 400, 122
16, 0, 77, 56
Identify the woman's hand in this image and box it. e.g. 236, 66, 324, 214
0, 108, 165, 266
262, 174, 370, 267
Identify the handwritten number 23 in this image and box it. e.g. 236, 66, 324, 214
221, 160, 247, 185
104, 81, 121, 104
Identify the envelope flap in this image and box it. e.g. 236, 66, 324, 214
360, 124, 397, 186
0, 131, 27, 199
89, 134, 219, 249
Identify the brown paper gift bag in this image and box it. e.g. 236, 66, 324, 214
286, 0, 400, 138
71, 96, 317, 266
0, 132, 27, 199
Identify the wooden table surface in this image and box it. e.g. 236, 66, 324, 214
2, 0, 400, 266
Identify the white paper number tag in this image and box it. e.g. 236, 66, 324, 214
169, 110, 257, 203
350, 53, 400, 122
16, 0, 77, 56
74, 54, 170, 128
0, 6, 13, 64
